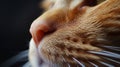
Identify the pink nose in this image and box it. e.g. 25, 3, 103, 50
30, 20, 49, 47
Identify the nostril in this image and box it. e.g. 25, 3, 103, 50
35, 30, 45, 47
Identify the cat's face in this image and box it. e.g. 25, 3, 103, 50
29, 0, 120, 67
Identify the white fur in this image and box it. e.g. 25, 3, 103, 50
29, 39, 50, 67
29, 39, 40, 67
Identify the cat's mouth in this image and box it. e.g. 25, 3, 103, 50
36, 36, 103, 67
37, 45, 120, 67
36, 34, 120, 67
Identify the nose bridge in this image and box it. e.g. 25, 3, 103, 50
31, 4, 63, 44
29, 0, 71, 47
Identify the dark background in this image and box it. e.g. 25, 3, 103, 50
0, 0, 43, 63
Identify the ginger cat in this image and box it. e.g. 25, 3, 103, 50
29, 0, 120, 67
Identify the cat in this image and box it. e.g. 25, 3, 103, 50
29, 0, 120, 67
1, 0, 120, 67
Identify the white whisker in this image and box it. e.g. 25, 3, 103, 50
88, 51, 120, 59
102, 57, 120, 64
98, 61, 114, 67
101, 51, 120, 58
103, 46, 120, 49
89, 62, 98, 67
102, 46, 120, 51
72, 57, 85, 67
1, 50, 28, 67
61, 56, 71, 67
67, 64, 71, 67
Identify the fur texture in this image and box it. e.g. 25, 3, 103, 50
2, 0, 120, 67
29, 0, 120, 67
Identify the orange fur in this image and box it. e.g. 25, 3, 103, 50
29, 0, 120, 67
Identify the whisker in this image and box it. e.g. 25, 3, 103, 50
101, 46, 120, 51
98, 61, 114, 67
61, 56, 71, 67
101, 51, 120, 58
72, 57, 85, 67
88, 50, 120, 59
1, 50, 28, 67
67, 64, 71, 67
103, 46, 120, 49
89, 62, 98, 67
102, 57, 120, 64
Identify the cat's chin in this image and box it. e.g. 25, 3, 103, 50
37, 40, 69, 67
37, 51, 51, 67
37, 38, 101, 67
37, 40, 57, 67
37, 50, 61, 67
38, 59, 49, 67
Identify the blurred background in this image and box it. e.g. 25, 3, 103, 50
0, 0, 43, 64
